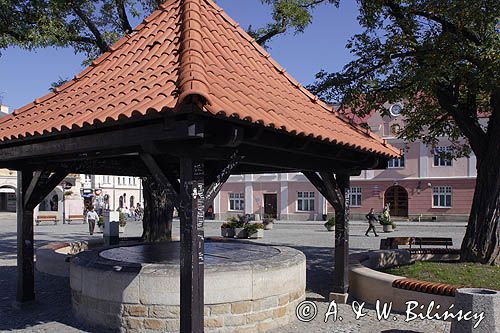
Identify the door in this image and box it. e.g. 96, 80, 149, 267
384, 186, 408, 217
263, 194, 278, 218
0, 193, 7, 211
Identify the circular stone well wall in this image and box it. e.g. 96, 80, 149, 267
70, 240, 306, 332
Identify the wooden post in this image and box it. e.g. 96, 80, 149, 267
16, 170, 35, 303
332, 173, 350, 294
179, 158, 205, 333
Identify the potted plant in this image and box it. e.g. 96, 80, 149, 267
379, 215, 393, 232
232, 215, 251, 238
245, 223, 264, 239
324, 216, 336, 231
391, 222, 397, 230
220, 222, 236, 238
97, 216, 104, 233
119, 212, 126, 233
263, 214, 275, 230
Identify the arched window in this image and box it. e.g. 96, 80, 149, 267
119, 196, 124, 209
130, 195, 135, 208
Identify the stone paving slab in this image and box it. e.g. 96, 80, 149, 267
0, 212, 466, 332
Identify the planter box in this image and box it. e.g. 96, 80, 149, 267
264, 223, 274, 230
119, 225, 125, 233
247, 229, 264, 239
234, 228, 247, 239
221, 228, 236, 238
382, 225, 393, 233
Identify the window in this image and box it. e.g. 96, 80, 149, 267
297, 191, 315, 211
103, 175, 110, 184
433, 186, 452, 208
84, 174, 91, 182
117, 177, 122, 185
229, 193, 244, 211
388, 155, 405, 168
434, 146, 453, 166
349, 187, 362, 207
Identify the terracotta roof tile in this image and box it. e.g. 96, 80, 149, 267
0, 0, 398, 157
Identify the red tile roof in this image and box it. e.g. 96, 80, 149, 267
0, 0, 399, 158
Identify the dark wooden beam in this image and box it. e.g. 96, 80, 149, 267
29, 171, 68, 209
140, 154, 180, 208
179, 158, 205, 333
0, 120, 201, 164
332, 173, 350, 295
16, 171, 35, 303
23, 171, 42, 207
303, 171, 351, 299
204, 152, 242, 205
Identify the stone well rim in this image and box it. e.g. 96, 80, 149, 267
71, 238, 306, 273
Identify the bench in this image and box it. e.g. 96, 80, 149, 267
412, 237, 453, 249
36, 215, 59, 226
66, 215, 85, 224
380, 237, 453, 250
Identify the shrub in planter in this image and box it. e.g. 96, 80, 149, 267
324, 217, 336, 231
379, 215, 393, 233
119, 212, 127, 233
263, 214, 275, 230
97, 216, 104, 233
245, 223, 265, 239
220, 222, 236, 238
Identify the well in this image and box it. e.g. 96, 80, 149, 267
70, 239, 306, 332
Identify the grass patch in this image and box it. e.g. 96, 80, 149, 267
383, 261, 500, 290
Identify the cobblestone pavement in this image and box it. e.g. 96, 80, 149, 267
0, 213, 466, 332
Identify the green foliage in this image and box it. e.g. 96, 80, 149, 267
378, 215, 392, 226
310, 0, 500, 160
244, 222, 265, 233
0, 0, 162, 64
119, 212, 126, 227
97, 215, 104, 227
324, 216, 336, 227
50, 77, 69, 92
249, 0, 339, 46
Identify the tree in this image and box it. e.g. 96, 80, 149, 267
310, 0, 500, 265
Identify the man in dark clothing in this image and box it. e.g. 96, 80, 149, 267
365, 208, 379, 237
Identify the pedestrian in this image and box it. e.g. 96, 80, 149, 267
365, 208, 379, 237
86, 206, 99, 235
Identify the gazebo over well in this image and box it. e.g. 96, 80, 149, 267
0, 0, 399, 331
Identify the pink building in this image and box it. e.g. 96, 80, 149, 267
214, 103, 476, 221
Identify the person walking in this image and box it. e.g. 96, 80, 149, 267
86, 206, 99, 235
365, 208, 379, 237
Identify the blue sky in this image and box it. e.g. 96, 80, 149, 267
0, 0, 362, 110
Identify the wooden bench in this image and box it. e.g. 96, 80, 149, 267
380, 237, 453, 250
412, 237, 453, 249
66, 215, 85, 224
36, 215, 59, 225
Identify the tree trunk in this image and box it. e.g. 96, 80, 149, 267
141, 177, 175, 242
460, 134, 500, 266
